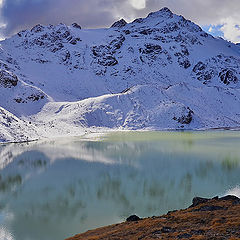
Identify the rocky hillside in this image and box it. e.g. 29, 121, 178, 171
0, 7, 240, 142
66, 195, 240, 240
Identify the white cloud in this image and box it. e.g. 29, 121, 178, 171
219, 17, 240, 43
129, 0, 146, 9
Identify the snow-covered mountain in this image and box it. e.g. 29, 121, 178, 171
0, 7, 240, 142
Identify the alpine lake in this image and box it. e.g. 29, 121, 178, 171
0, 131, 240, 240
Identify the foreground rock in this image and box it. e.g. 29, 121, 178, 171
66, 195, 240, 240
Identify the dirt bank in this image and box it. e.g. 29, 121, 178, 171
66, 195, 240, 240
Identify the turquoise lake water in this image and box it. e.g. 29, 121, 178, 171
0, 131, 240, 240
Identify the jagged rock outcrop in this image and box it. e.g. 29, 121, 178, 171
219, 69, 238, 85
192, 55, 240, 85
0, 69, 18, 88
111, 19, 127, 28
72, 23, 81, 29
173, 107, 194, 125
17, 23, 81, 52
31, 24, 45, 33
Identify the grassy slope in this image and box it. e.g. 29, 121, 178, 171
66, 196, 240, 240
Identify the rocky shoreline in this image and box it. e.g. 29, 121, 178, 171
66, 195, 240, 240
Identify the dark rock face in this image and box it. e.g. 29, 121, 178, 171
147, 7, 173, 19
110, 35, 126, 52
126, 215, 141, 222
176, 107, 194, 125
193, 61, 215, 84
92, 45, 118, 67
220, 195, 240, 205
31, 24, 44, 33
139, 28, 154, 35
221, 195, 240, 201
193, 61, 206, 73
0, 70, 18, 88
139, 43, 168, 64
173, 45, 191, 68
219, 69, 238, 85
132, 18, 144, 24
141, 43, 162, 55
17, 30, 27, 37
91, 35, 125, 58
69, 37, 81, 45
62, 51, 71, 62
27, 94, 45, 101
160, 226, 175, 233
97, 55, 118, 66
192, 55, 240, 85
178, 58, 191, 69
191, 197, 210, 207
72, 23, 81, 29
14, 93, 45, 103
18, 24, 81, 53
111, 19, 127, 28
91, 34, 125, 69
190, 195, 240, 213
191, 195, 240, 208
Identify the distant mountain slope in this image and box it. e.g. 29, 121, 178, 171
0, 7, 240, 142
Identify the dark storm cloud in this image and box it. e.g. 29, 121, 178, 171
0, 0, 132, 37
0, 0, 240, 41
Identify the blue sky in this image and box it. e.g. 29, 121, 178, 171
0, 0, 240, 43
202, 25, 224, 39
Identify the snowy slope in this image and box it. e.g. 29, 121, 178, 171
0, 7, 240, 142
0, 107, 38, 142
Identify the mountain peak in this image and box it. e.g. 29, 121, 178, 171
72, 23, 82, 29
147, 7, 173, 19
159, 7, 173, 13
111, 19, 127, 28
1, 7, 240, 142
30, 24, 45, 33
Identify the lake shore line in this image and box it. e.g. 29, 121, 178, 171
1, 127, 240, 144
66, 195, 240, 240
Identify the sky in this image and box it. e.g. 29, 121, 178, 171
0, 0, 240, 43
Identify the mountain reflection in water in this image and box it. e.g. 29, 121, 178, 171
0, 131, 240, 240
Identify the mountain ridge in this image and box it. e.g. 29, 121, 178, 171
0, 7, 240, 142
